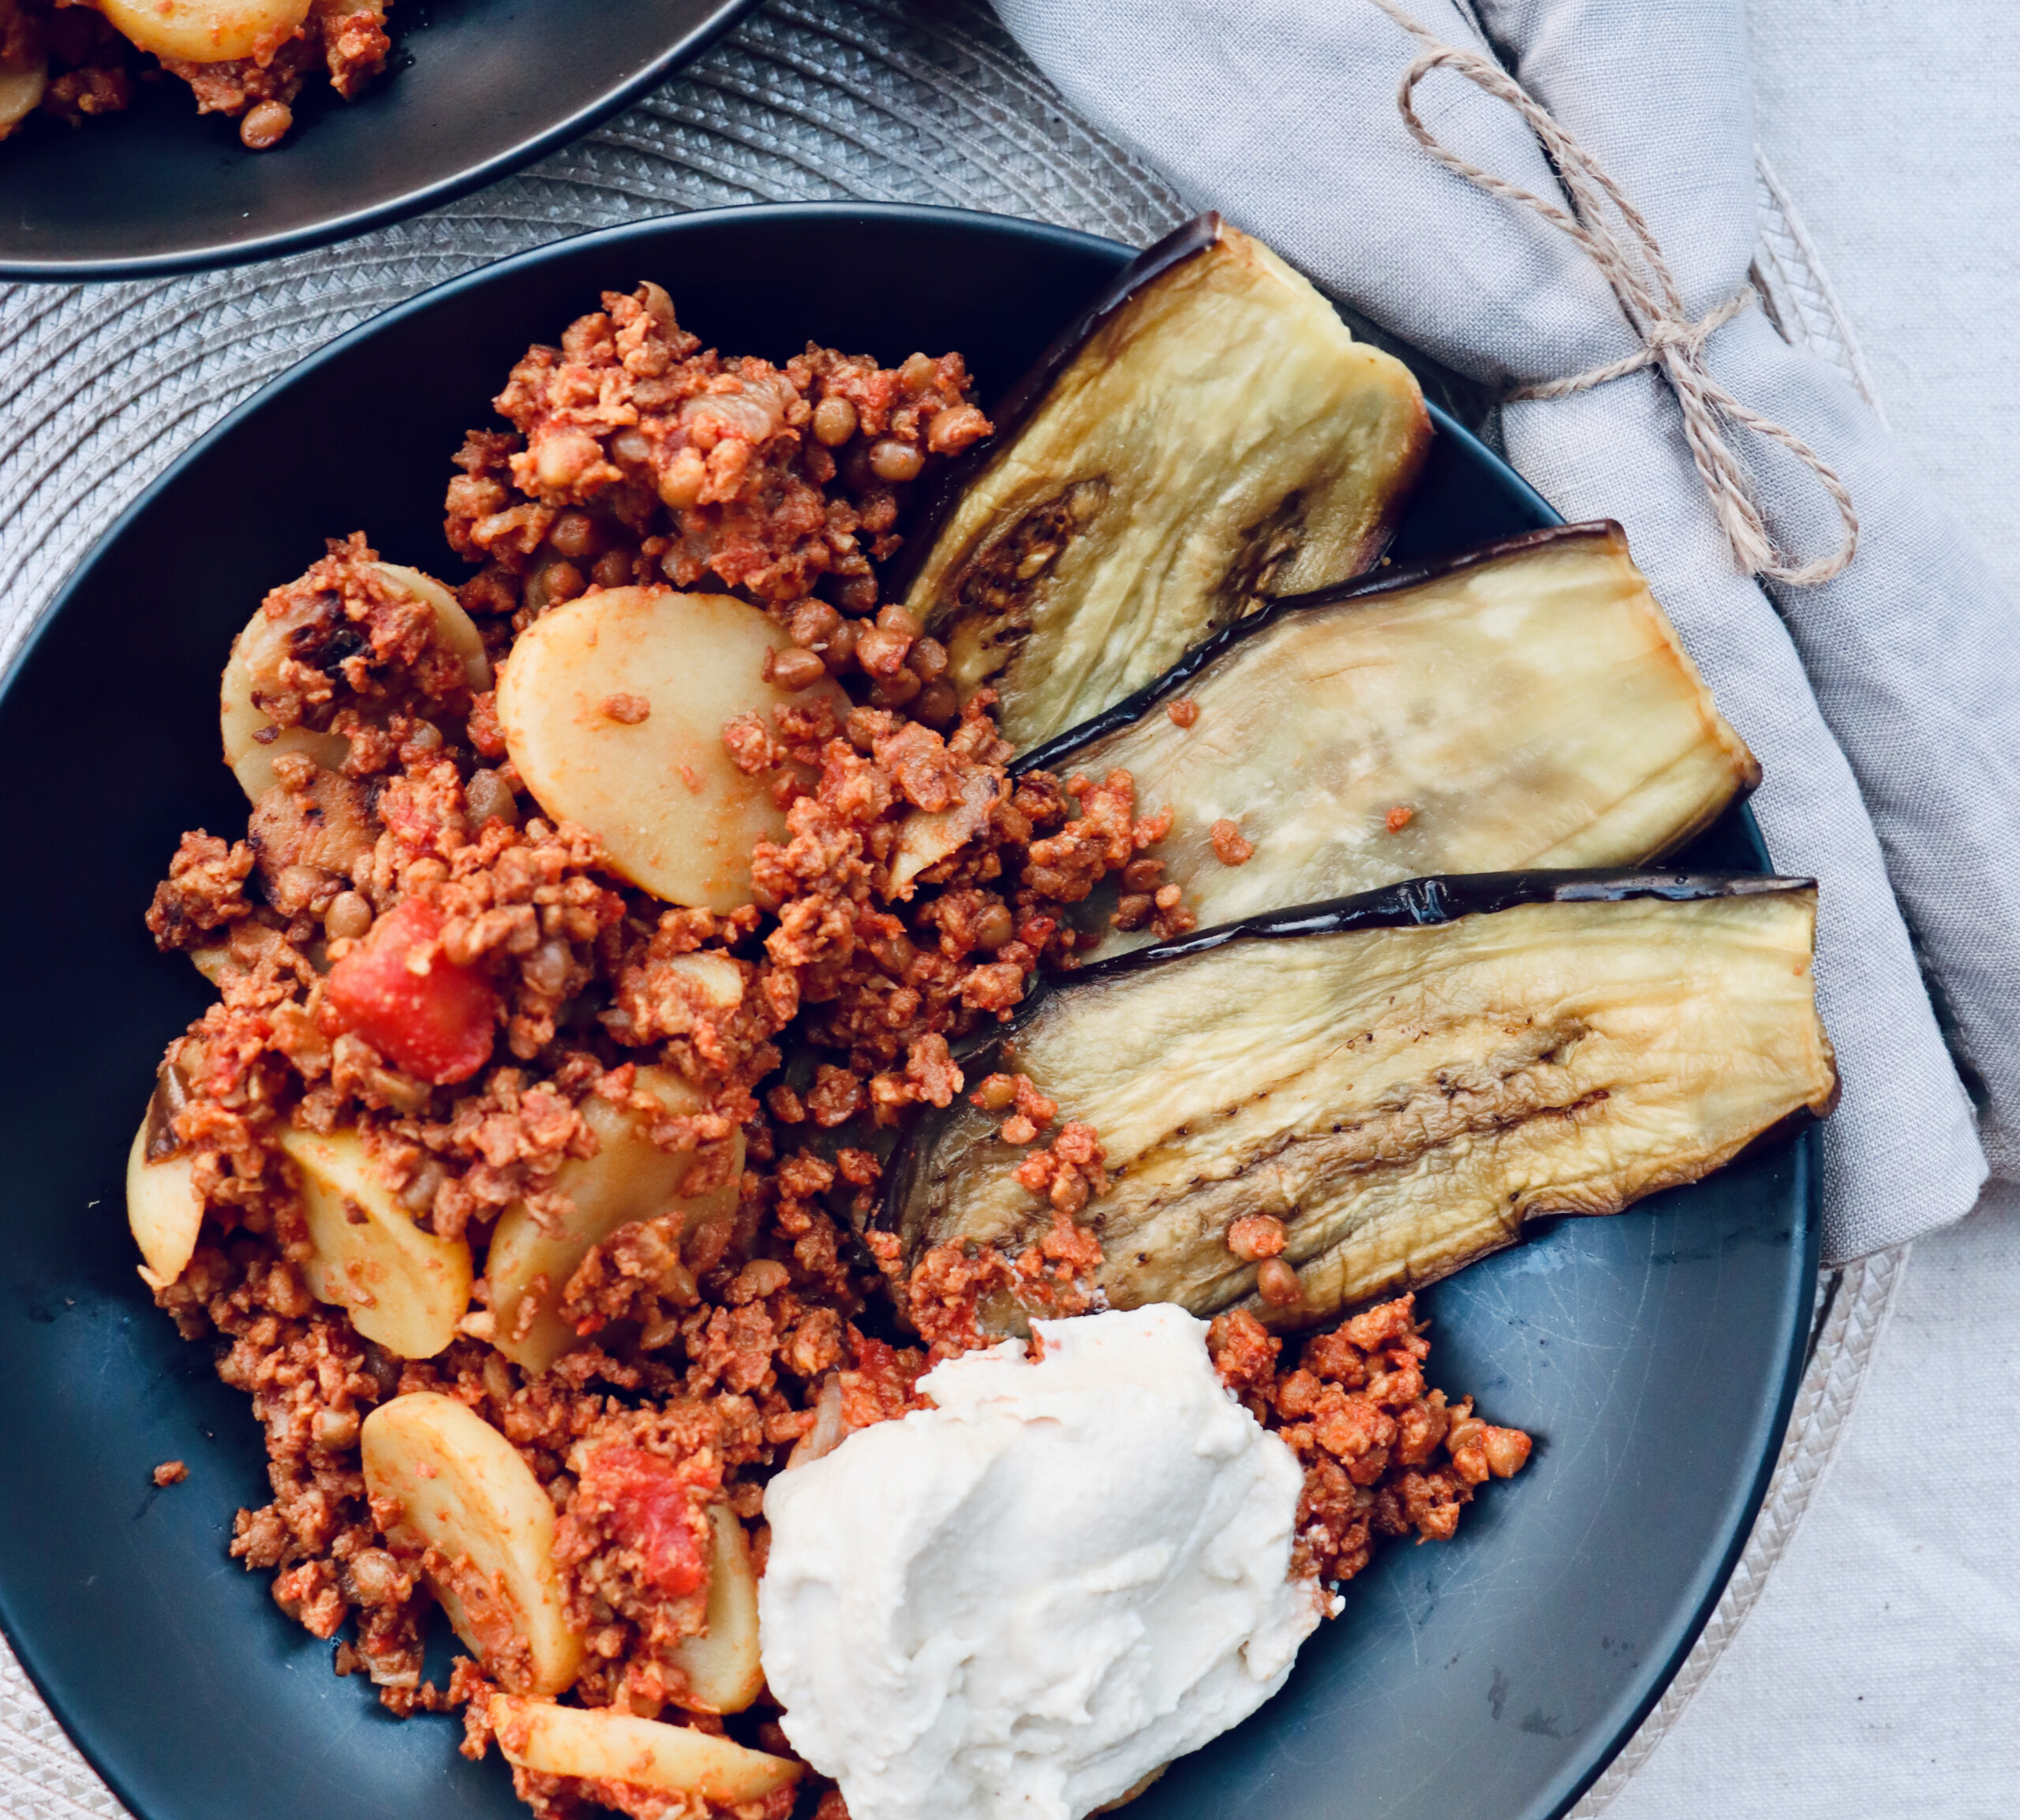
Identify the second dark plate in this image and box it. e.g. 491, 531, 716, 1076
0, 204, 1816, 1820
0, 0, 753, 278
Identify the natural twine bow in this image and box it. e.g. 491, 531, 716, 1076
1367, 0, 1860, 587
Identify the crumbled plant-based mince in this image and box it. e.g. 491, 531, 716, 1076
138, 283, 1529, 1820
1, 0, 394, 149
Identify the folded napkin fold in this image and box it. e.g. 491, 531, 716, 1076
994, 0, 2017, 1261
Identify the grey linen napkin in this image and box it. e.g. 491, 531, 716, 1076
992, 0, 2018, 1262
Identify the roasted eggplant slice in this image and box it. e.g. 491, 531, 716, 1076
884, 874, 1837, 1331
899, 214, 1433, 752
1023, 524, 1760, 962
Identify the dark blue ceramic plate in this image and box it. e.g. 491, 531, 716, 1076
0, 204, 1816, 1820
0, 0, 753, 278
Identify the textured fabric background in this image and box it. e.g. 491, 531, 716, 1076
1594, 3, 2020, 1809
1604, 1187, 2020, 1819
1746, 0, 2020, 609
0, 0, 2010, 1814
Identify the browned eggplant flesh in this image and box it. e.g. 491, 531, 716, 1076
1022, 523, 1761, 962
898, 213, 1434, 751
883, 873, 1838, 1332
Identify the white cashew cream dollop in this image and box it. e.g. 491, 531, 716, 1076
758, 1303, 1323, 1820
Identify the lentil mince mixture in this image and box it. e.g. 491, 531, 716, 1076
141, 282, 1531, 1820
0, 0, 391, 151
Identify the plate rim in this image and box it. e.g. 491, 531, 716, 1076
1544, 1127, 1820, 1818
0, 0, 759, 283
0, 202, 1558, 693
0, 200, 1823, 1820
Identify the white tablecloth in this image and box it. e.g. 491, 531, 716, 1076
1609, 2, 2020, 1811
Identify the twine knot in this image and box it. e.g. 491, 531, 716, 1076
1366, 0, 1859, 588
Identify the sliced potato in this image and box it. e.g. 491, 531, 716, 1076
279, 1127, 472, 1359
488, 1695, 800, 1801
0, 54, 47, 140
496, 587, 849, 912
361, 1393, 585, 1696
224, 723, 352, 806
488, 1067, 743, 1375
96, 0, 309, 62
376, 563, 493, 695
221, 561, 489, 802
666, 1505, 763, 1714
889, 767, 1005, 901
650, 951, 746, 1016
126, 1110, 204, 1294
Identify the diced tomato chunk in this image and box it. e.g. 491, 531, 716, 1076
324, 898, 497, 1086
579, 1446, 715, 1598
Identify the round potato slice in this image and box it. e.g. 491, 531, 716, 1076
667, 1504, 764, 1714
487, 1064, 743, 1375
488, 1695, 800, 1801
126, 1115, 204, 1294
362, 1393, 585, 1697
221, 561, 490, 802
97, 0, 309, 63
279, 1127, 472, 1359
0, 56, 47, 137
223, 721, 352, 807
376, 563, 493, 695
496, 588, 849, 912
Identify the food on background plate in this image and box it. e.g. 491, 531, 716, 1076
1025, 521, 1762, 962
125, 235, 1819, 1820
759, 1305, 1322, 1820
1, 0, 395, 149
887, 875, 1838, 1334
897, 214, 1434, 751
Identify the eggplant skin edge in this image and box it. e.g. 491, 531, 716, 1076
1064, 868, 1819, 982
1019, 520, 1767, 967
894, 212, 1435, 751
892, 213, 1226, 598
1019, 520, 1765, 970
877, 870, 1839, 1331
1014, 520, 1762, 794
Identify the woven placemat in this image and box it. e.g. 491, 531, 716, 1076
0, 4, 1905, 1812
